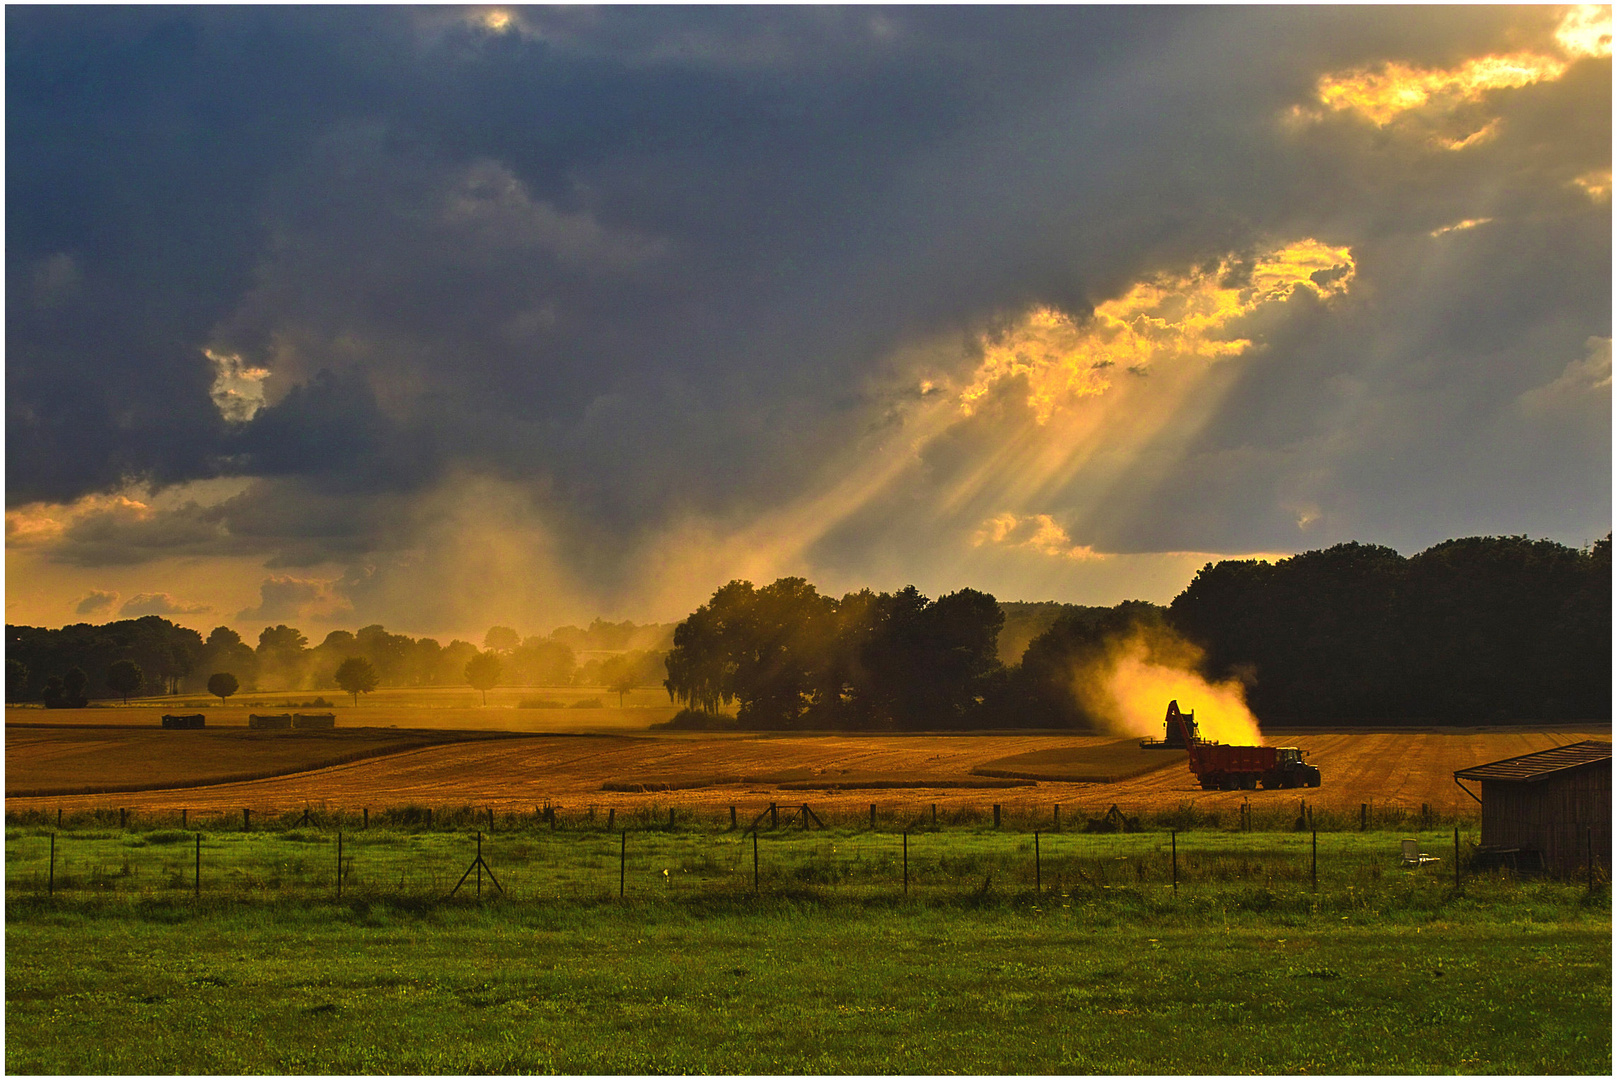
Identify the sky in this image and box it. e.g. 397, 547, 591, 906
6, 5, 1612, 643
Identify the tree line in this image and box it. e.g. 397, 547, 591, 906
6, 616, 673, 704
663, 535, 1610, 729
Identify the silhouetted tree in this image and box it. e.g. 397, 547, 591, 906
207, 671, 239, 705
465, 651, 502, 705
483, 626, 521, 654
107, 659, 145, 704
7, 658, 28, 702
334, 656, 379, 706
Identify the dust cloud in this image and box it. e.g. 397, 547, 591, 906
1073, 625, 1263, 745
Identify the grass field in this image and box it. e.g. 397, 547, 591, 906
5, 821, 1610, 1074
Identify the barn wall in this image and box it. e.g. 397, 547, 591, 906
1480, 763, 1611, 874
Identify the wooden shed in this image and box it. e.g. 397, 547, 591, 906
1454, 740, 1610, 874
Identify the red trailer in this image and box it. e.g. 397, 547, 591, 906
1163, 699, 1320, 791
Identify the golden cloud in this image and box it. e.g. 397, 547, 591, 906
959, 239, 1355, 424
1304, 6, 1610, 145
972, 512, 1106, 562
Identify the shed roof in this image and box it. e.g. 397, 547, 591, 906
1454, 740, 1612, 783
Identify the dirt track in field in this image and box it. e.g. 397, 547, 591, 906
6, 726, 1606, 820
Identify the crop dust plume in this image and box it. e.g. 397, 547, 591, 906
1073, 626, 1264, 745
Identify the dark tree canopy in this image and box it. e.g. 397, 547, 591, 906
107, 659, 145, 704
1168, 535, 1611, 722
207, 671, 239, 703
334, 656, 380, 705
464, 651, 502, 705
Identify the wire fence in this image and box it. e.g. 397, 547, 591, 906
6, 802, 1607, 906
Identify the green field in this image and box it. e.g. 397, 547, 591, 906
6, 819, 1610, 1074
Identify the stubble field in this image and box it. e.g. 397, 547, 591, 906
6, 701, 1606, 822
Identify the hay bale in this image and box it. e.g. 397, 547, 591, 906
160, 714, 206, 730
293, 712, 336, 729
248, 713, 292, 730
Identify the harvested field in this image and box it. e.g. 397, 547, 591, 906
973, 740, 1187, 783
5, 725, 1607, 820
4, 702, 678, 735
4, 725, 536, 798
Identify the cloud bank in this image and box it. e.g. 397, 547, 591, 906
6, 6, 1609, 638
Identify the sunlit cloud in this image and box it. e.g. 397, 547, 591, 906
1572, 169, 1613, 201
1429, 217, 1494, 238
972, 512, 1106, 562
74, 590, 120, 616
1556, 4, 1615, 58
6, 493, 153, 548
1519, 336, 1613, 418
237, 574, 353, 624
206, 348, 271, 423
121, 592, 212, 617
1303, 6, 1610, 146
959, 239, 1355, 424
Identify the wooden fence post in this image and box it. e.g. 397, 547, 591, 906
1035, 830, 1041, 894
337, 830, 343, 900
1311, 830, 1317, 890
753, 831, 759, 893
194, 832, 200, 897
903, 831, 908, 895
363, 808, 369, 830
243, 808, 250, 831
769, 803, 778, 830
120, 808, 127, 830
1171, 830, 1177, 892
669, 806, 675, 830
1454, 826, 1460, 889
488, 807, 495, 831
607, 807, 615, 831
932, 803, 937, 828
870, 804, 876, 831
181, 808, 187, 827
730, 805, 737, 830
1587, 825, 1593, 890
57, 807, 62, 828
993, 804, 1001, 828
1360, 803, 1367, 831
620, 830, 626, 898
1054, 804, 1061, 830
49, 834, 55, 896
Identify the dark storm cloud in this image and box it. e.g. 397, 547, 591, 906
7, 6, 1608, 615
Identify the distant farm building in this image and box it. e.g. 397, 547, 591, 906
293, 712, 336, 729
160, 714, 205, 729
1454, 741, 1611, 874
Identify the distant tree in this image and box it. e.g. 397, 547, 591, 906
7, 658, 28, 702
207, 671, 239, 705
107, 659, 145, 704
602, 655, 640, 707
62, 667, 89, 706
483, 626, 521, 654
465, 650, 503, 706
334, 656, 379, 706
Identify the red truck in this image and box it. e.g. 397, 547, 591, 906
1163, 699, 1321, 791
